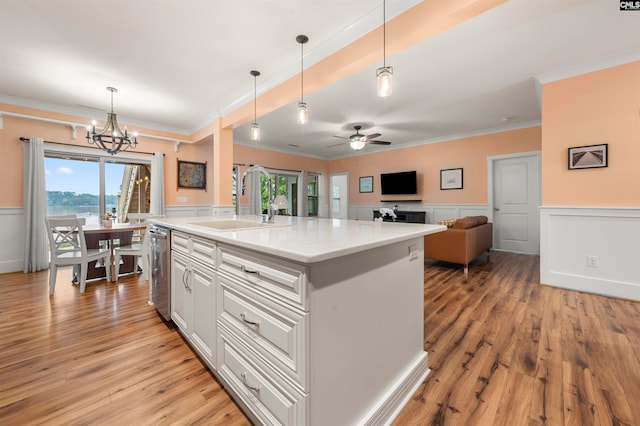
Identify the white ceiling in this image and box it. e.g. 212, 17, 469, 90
1, 0, 639, 160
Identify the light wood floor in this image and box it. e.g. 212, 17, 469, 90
1, 252, 638, 425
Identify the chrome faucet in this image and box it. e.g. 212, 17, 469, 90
241, 165, 275, 223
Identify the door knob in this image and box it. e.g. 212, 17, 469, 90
494, 208, 500, 211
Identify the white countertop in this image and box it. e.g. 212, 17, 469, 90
150, 215, 446, 264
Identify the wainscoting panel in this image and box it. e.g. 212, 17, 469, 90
540, 207, 640, 301
349, 203, 488, 224
0, 207, 26, 274
165, 205, 235, 218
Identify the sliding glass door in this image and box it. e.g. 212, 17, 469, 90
45, 153, 151, 224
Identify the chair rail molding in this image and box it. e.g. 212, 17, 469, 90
540, 206, 640, 301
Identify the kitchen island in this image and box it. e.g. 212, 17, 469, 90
150, 215, 445, 425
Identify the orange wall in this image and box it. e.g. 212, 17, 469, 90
329, 126, 541, 205
0, 106, 215, 208
542, 61, 640, 206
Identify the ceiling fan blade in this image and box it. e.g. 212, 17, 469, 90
367, 140, 392, 145
327, 142, 346, 148
332, 135, 349, 140
364, 133, 381, 141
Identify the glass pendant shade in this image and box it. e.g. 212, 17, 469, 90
249, 70, 261, 141
296, 35, 309, 125
250, 122, 261, 141
376, 66, 393, 97
297, 101, 308, 125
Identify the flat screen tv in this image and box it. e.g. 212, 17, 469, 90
380, 171, 417, 195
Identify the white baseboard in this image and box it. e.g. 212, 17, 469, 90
540, 207, 640, 301
363, 352, 430, 426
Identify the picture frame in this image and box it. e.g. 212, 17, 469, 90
568, 143, 608, 170
359, 176, 373, 193
440, 168, 463, 190
177, 159, 207, 190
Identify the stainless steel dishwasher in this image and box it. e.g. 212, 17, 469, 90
149, 224, 171, 321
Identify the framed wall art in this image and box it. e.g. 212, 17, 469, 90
177, 159, 207, 190
440, 168, 463, 190
359, 176, 373, 193
568, 143, 608, 170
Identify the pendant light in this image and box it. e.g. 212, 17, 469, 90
296, 34, 309, 125
376, 0, 393, 97
250, 70, 261, 141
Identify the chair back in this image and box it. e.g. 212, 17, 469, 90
45, 216, 88, 260
127, 213, 162, 243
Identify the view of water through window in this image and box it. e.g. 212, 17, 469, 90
45, 156, 125, 224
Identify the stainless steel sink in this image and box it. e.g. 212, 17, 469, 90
188, 219, 289, 231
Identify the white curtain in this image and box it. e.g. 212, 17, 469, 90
23, 137, 49, 272
150, 152, 165, 216
298, 171, 307, 217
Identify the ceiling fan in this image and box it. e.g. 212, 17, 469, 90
330, 125, 392, 150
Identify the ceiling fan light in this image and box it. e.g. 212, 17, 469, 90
297, 101, 308, 125
376, 66, 393, 97
350, 140, 366, 151
250, 122, 261, 141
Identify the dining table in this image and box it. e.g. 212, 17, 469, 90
83, 222, 148, 282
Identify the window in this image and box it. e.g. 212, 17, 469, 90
45, 152, 151, 224
259, 172, 298, 216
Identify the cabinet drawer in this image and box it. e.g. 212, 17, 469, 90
172, 231, 216, 267
218, 245, 306, 309
218, 326, 306, 426
218, 276, 307, 389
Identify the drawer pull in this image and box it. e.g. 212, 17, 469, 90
241, 372, 261, 393
240, 265, 260, 275
240, 312, 260, 328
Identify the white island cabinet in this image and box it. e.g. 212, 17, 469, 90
154, 216, 446, 426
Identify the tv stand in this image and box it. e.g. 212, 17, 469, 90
373, 210, 426, 224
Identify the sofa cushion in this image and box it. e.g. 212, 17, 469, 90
475, 215, 488, 225
453, 216, 479, 229
452, 215, 489, 229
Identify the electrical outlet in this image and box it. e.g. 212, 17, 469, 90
586, 255, 599, 268
177, 196, 187, 203
408, 244, 419, 261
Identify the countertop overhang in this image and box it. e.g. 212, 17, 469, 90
150, 216, 446, 264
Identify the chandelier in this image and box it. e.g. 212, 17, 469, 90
86, 87, 138, 155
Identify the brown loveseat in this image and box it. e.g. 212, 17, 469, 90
424, 216, 492, 278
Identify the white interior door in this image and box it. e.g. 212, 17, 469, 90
491, 152, 540, 254
329, 173, 348, 219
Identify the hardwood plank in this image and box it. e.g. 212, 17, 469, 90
1, 251, 638, 425
394, 252, 640, 426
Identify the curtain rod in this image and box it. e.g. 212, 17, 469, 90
249, 164, 321, 175
19, 137, 160, 156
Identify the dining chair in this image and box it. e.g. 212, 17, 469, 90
45, 216, 111, 294
114, 213, 159, 281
